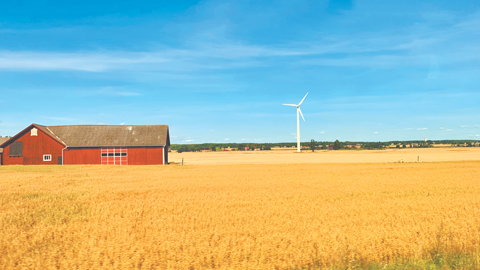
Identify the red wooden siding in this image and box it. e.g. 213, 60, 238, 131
2, 127, 64, 165
147, 147, 164, 165
127, 148, 147, 165
63, 148, 101, 165
122, 147, 164, 165
63, 146, 165, 165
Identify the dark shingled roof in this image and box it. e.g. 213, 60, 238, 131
38, 124, 170, 147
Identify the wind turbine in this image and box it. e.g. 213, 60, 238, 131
283, 92, 308, 153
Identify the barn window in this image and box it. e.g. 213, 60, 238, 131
9, 142, 23, 157
101, 148, 128, 165
101, 152, 127, 157
31, 128, 38, 136
43, 155, 52, 161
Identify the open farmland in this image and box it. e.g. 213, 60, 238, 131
1, 158, 480, 269
169, 147, 480, 165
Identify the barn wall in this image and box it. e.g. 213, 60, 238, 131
2, 127, 64, 165
128, 147, 164, 165
64, 146, 165, 165
147, 147, 164, 165
64, 148, 101, 165
127, 148, 147, 165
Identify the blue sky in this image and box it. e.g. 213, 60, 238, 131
0, 0, 479, 143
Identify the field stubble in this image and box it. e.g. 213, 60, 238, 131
1, 161, 480, 269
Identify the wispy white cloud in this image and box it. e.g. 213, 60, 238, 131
0, 5, 479, 78
417, 128, 428, 130
1, 11, 479, 73
0, 51, 169, 72
76, 86, 142, 97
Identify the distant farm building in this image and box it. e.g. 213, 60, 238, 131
0, 124, 170, 165
346, 144, 362, 149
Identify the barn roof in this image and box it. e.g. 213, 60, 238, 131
0, 124, 170, 148
45, 125, 170, 147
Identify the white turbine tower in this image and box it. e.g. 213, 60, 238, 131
283, 93, 308, 153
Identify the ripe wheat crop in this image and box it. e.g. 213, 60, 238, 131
1, 162, 480, 269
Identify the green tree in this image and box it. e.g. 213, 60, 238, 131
177, 145, 187, 153
333, 140, 341, 150
310, 139, 316, 152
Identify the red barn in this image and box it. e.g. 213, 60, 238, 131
0, 124, 170, 165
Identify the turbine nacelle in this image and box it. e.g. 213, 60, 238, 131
282, 92, 308, 121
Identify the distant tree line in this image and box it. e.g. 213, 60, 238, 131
172, 143, 273, 153
170, 139, 479, 153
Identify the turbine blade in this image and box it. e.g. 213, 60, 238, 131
282, 104, 297, 106
298, 92, 308, 106
299, 107, 305, 121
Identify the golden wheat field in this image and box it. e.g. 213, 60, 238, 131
169, 147, 480, 165
1, 156, 480, 269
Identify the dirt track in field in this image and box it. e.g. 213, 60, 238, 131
169, 147, 480, 165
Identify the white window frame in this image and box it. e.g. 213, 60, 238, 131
31, 128, 38, 136
43, 154, 52, 161
101, 148, 128, 165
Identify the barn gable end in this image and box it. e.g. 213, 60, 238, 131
0, 124, 66, 165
